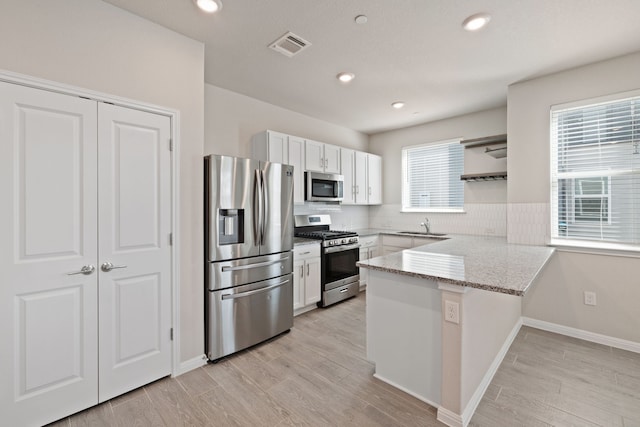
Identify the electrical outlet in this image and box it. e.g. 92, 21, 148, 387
584, 291, 597, 306
445, 300, 460, 324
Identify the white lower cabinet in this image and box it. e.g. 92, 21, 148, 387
293, 244, 321, 314
358, 235, 380, 287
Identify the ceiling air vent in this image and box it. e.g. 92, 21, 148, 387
269, 32, 311, 57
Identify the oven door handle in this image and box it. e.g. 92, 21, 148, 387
324, 243, 361, 254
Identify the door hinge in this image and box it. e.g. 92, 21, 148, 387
169, 233, 173, 246
169, 139, 173, 151
170, 328, 174, 341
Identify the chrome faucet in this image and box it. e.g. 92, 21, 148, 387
420, 217, 430, 234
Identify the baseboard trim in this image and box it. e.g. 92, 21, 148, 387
457, 318, 523, 427
437, 407, 463, 427
522, 317, 640, 354
174, 354, 207, 376
372, 373, 440, 409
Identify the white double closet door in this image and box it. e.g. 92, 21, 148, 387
0, 81, 172, 426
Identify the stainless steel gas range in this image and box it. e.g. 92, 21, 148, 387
294, 215, 360, 307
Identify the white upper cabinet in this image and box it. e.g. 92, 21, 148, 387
341, 149, 382, 205
340, 148, 356, 204
251, 130, 289, 164
287, 136, 305, 204
367, 153, 382, 205
305, 139, 341, 174
355, 151, 368, 204
252, 131, 304, 204
323, 143, 341, 174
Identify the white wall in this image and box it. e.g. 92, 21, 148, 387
368, 107, 508, 235
204, 84, 369, 157
508, 51, 640, 343
204, 83, 371, 226
0, 0, 206, 364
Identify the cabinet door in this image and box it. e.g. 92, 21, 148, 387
293, 260, 305, 311
288, 136, 305, 204
97, 104, 172, 402
355, 151, 368, 204
0, 82, 99, 426
304, 258, 322, 305
340, 148, 356, 204
304, 139, 324, 172
266, 131, 288, 164
367, 154, 382, 204
323, 143, 341, 174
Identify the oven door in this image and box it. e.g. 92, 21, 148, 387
322, 243, 360, 290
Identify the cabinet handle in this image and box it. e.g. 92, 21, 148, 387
369, 186, 372, 195
320, 157, 323, 168
300, 265, 304, 278
300, 251, 311, 255
306, 264, 310, 276
356, 185, 359, 194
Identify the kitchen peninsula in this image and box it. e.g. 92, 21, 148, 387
357, 235, 555, 427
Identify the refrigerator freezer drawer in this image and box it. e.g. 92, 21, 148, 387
206, 273, 293, 360
207, 251, 293, 291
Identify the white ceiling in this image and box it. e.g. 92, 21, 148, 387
103, 0, 640, 135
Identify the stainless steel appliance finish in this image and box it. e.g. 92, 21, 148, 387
293, 214, 360, 308
205, 155, 294, 361
304, 171, 344, 202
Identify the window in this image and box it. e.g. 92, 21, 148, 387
551, 91, 640, 248
402, 139, 464, 212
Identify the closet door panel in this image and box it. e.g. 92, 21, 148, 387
0, 81, 98, 427
97, 103, 172, 402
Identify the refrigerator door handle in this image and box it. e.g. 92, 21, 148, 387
253, 169, 262, 245
260, 169, 267, 245
221, 278, 290, 300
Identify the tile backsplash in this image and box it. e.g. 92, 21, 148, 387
507, 203, 549, 245
368, 203, 507, 236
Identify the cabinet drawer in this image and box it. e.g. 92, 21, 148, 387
294, 244, 320, 259
359, 235, 379, 248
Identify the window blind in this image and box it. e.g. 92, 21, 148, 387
402, 139, 464, 211
551, 93, 640, 247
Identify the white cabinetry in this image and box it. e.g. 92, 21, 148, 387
381, 234, 439, 255
305, 139, 341, 174
340, 149, 383, 205
293, 243, 321, 314
252, 131, 304, 204
367, 154, 382, 205
358, 235, 380, 288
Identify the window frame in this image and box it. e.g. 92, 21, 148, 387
550, 89, 640, 252
401, 138, 464, 213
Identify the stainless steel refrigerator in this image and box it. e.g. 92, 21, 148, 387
204, 155, 294, 361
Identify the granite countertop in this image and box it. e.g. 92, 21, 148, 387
294, 237, 320, 246
357, 235, 555, 296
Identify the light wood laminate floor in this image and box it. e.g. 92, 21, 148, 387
48, 292, 640, 427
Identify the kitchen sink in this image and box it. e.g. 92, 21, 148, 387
397, 231, 448, 237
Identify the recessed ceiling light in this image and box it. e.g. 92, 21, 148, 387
391, 102, 405, 109
337, 72, 355, 83
195, 0, 222, 13
462, 13, 491, 31
355, 15, 368, 24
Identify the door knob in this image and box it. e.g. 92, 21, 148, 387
101, 262, 127, 272
67, 265, 95, 275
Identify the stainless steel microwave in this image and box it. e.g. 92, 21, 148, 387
305, 171, 344, 202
